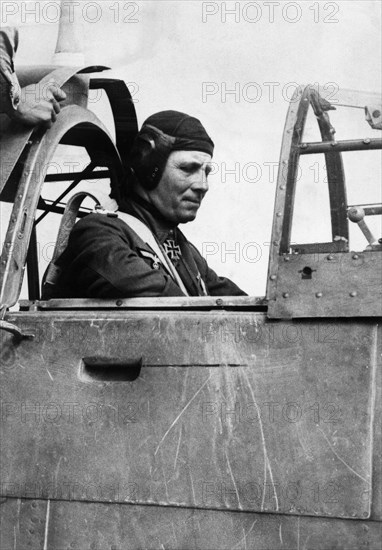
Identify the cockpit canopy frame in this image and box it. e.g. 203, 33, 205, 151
266, 85, 382, 318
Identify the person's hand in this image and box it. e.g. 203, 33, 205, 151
11, 79, 67, 128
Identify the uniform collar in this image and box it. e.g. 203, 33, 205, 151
119, 192, 177, 244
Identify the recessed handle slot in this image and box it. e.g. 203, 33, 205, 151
82, 356, 142, 382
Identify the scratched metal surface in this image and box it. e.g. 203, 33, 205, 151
0, 311, 378, 520
1, 497, 381, 550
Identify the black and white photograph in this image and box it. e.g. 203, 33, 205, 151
0, 1, 381, 548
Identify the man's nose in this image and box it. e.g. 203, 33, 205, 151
193, 169, 209, 195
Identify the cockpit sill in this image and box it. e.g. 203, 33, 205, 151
17, 296, 268, 312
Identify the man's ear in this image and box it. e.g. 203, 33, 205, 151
129, 125, 176, 190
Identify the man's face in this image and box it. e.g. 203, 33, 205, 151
147, 150, 212, 224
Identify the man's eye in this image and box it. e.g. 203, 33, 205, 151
179, 165, 194, 174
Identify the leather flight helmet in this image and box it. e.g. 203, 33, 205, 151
128, 110, 214, 190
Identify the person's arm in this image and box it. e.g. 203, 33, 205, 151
55, 215, 185, 298
0, 26, 66, 127
204, 265, 248, 296
189, 242, 248, 296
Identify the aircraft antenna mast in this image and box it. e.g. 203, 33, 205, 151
52, 0, 85, 66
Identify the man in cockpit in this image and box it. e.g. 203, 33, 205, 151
47, 110, 246, 298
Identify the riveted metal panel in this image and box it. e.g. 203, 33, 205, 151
268, 252, 382, 318
1, 311, 378, 520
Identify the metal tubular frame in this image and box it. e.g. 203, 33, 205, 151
299, 138, 382, 154
266, 86, 382, 318
44, 170, 111, 182
266, 86, 350, 298
35, 161, 97, 225
0, 105, 123, 312
0, 66, 109, 197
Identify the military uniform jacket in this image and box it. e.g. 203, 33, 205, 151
49, 195, 246, 299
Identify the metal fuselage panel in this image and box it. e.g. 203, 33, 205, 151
1, 310, 380, 523
0, 498, 381, 550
